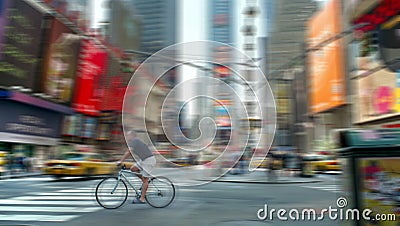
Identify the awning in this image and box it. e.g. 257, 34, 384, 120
0, 91, 74, 115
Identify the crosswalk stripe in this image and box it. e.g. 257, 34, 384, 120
303, 185, 342, 193
31, 192, 92, 196
12, 196, 95, 201
0, 214, 79, 222
0, 200, 96, 205
304, 186, 339, 189
0, 206, 101, 212
0, 184, 105, 223
178, 188, 215, 192
58, 189, 96, 192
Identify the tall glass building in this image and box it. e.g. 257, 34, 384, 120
266, 0, 317, 148
132, 0, 177, 56
209, 0, 234, 46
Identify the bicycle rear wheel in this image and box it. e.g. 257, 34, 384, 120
95, 177, 128, 209
145, 176, 175, 208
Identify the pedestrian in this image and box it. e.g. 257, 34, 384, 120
116, 130, 156, 204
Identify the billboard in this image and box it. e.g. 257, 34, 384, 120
72, 38, 108, 115
0, 0, 12, 58
354, 69, 398, 123
352, 0, 400, 32
0, 0, 49, 89
61, 115, 77, 136
358, 157, 400, 226
81, 116, 97, 138
352, 14, 400, 124
100, 55, 127, 111
0, 100, 63, 139
41, 18, 81, 103
307, 0, 345, 114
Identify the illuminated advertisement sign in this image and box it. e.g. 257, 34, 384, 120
72, 38, 108, 115
353, 64, 399, 123
42, 18, 81, 103
100, 55, 126, 111
0, 0, 11, 58
44, 33, 81, 103
0, 0, 49, 89
61, 115, 76, 136
353, 0, 400, 32
214, 100, 231, 127
353, 14, 400, 123
82, 116, 97, 138
307, 0, 345, 114
358, 157, 400, 226
0, 100, 62, 139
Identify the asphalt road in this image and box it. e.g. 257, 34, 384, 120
0, 174, 346, 226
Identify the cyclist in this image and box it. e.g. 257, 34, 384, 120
117, 130, 156, 204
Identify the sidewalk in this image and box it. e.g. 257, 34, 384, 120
0, 168, 325, 184
208, 169, 323, 184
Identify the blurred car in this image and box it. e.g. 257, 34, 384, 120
299, 154, 322, 177
250, 157, 269, 169
0, 151, 7, 175
313, 155, 341, 172
298, 154, 341, 176
168, 157, 192, 167
43, 152, 118, 178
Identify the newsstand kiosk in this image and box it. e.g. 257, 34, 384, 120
338, 129, 400, 226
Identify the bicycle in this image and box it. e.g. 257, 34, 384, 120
95, 165, 175, 209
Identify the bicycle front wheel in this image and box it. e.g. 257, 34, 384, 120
95, 177, 128, 209
145, 176, 175, 208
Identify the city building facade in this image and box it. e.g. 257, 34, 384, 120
266, 0, 317, 151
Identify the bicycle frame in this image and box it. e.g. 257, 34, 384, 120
111, 169, 142, 197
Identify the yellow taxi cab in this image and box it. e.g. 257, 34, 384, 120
43, 152, 118, 178
250, 157, 270, 169
313, 155, 341, 172
0, 151, 7, 174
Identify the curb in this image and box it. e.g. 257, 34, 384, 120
210, 179, 323, 184
199, 177, 323, 184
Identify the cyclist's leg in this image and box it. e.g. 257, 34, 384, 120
130, 164, 149, 202
130, 164, 145, 181
138, 157, 156, 202
139, 177, 149, 202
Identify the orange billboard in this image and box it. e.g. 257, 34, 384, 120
307, 0, 346, 114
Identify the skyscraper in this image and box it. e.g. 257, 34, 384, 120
266, 0, 317, 147
132, 0, 176, 56
209, 0, 234, 46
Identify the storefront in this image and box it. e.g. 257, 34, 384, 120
0, 91, 73, 170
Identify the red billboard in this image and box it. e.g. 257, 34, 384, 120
100, 55, 127, 111
72, 38, 108, 116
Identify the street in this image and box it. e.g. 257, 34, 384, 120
0, 173, 345, 226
